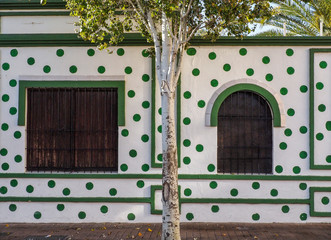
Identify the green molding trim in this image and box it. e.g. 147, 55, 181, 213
0, 197, 150, 203
180, 198, 310, 204
210, 84, 281, 127
18, 80, 125, 126
0, 11, 70, 16
150, 185, 181, 215
0, 0, 66, 9
309, 48, 331, 170
310, 187, 331, 217
177, 76, 181, 168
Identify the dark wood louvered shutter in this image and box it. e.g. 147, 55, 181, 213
27, 88, 118, 171
217, 91, 272, 174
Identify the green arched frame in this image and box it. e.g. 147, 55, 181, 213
210, 84, 281, 127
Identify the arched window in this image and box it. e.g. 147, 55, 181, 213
217, 91, 272, 174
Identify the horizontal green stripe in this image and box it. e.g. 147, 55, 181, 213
0, 197, 150, 203
181, 198, 310, 204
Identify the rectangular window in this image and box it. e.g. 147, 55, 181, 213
26, 88, 118, 171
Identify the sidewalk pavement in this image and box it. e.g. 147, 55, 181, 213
1, 222, 331, 240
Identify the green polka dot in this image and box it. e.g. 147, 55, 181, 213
299, 126, 307, 134
14, 131, 21, 139
183, 91, 191, 99
10, 107, 17, 115
127, 90, 135, 98
300, 85, 308, 93
299, 183, 307, 190
86, 182, 94, 190
209, 181, 217, 189
2, 63, 10, 71
230, 188, 238, 197
198, 100, 205, 108
183, 156, 191, 165
14, 155, 22, 163
129, 149, 137, 158
192, 68, 200, 76
326, 121, 331, 131
183, 117, 191, 125
196, 144, 204, 152
100, 205, 108, 213
287, 108, 295, 116
56, 49, 64, 57
183, 139, 191, 147
34, 211, 42, 219
109, 188, 117, 196
252, 182, 260, 190
322, 196, 330, 205
246, 68, 254, 76
1, 123, 9, 131
125, 66, 132, 74
318, 104, 326, 112
26, 185, 34, 193
57, 204, 65, 211
275, 166, 284, 175
299, 151, 307, 159
287, 67, 295, 75
319, 61, 327, 69
0, 148, 8, 156
262, 56, 270, 64
120, 164, 128, 172
208, 164, 215, 172
223, 64, 231, 71
326, 155, 331, 163
121, 129, 129, 137
2, 94, 9, 102
136, 180, 144, 188
210, 79, 218, 87
43, 65, 51, 73
316, 132, 324, 140
209, 52, 216, 60
157, 125, 162, 133
87, 48, 95, 56
211, 205, 219, 213
282, 205, 290, 213
252, 213, 260, 221
0, 186, 8, 194
239, 48, 247, 56
78, 211, 86, 219
141, 134, 149, 143
187, 48, 196, 56
186, 213, 194, 221
10, 179, 18, 187
10, 49, 18, 57
184, 188, 192, 196
157, 154, 163, 162
265, 73, 273, 81
142, 101, 150, 109
300, 213, 307, 221
98, 66, 105, 74
62, 188, 70, 196
316, 82, 324, 90
279, 142, 287, 150
9, 79, 17, 87
2, 163, 9, 171
27, 57, 35, 65
48, 180, 56, 188
9, 204, 17, 212
293, 166, 301, 174
280, 88, 288, 95
286, 48, 294, 56
117, 48, 125, 56
158, 108, 162, 115
142, 49, 149, 57
127, 213, 135, 221
284, 128, 292, 137
270, 189, 278, 197
133, 114, 141, 122
69, 65, 77, 73
142, 74, 150, 82
142, 164, 150, 172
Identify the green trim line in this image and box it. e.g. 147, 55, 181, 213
309, 48, 331, 170
0, 197, 150, 203
310, 187, 331, 217
150, 185, 181, 215
210, 84, 281, 127
0, 0, 66, 9
177, 76, 181, 168
18, 80, 125, 126
180, 198, 310, 204
0, 11, 70, 16
0, 34, 331, 47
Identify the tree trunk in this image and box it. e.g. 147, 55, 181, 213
161, 91, 181, 240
